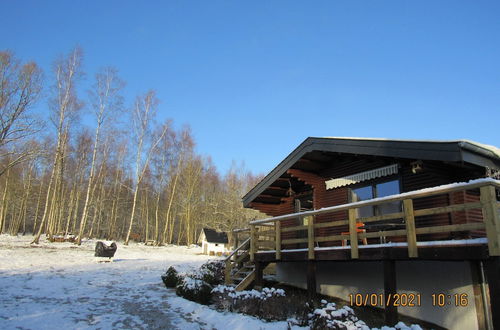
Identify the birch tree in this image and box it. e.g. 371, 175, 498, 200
124, 91, 168, 245
32, 48, 83, 244
76, 67, 123, 245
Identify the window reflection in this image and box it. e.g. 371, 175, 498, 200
377, 181, 401, 215
350, 179, 401, 217
351, 185, 374, 217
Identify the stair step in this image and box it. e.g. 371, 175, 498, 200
232, 271, 252, 278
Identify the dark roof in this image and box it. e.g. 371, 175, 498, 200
243, 137, 500, 207
202, 228, 228, 244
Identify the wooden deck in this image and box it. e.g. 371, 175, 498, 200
248, 179, 500, 262
255, 240, 490, 262
226, 179, 500, 327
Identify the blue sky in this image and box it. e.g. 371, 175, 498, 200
1, 1, 499, 175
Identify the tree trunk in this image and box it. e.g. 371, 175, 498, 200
76, 123, 101, 245
0, 169, 10, 234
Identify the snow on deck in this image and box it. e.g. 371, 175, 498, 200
259, 238, 488, 254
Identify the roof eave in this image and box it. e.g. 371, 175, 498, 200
242, 137, 500, 208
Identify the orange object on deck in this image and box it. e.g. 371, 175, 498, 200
342, 222, 368, 246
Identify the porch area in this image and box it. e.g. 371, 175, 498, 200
248, 178, 500, 262
226, 178, 500, 329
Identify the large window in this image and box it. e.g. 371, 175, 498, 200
350, 179, 401, 218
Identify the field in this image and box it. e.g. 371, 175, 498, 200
0, 235, 295, 330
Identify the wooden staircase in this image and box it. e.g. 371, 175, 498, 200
224, 238, 256, 291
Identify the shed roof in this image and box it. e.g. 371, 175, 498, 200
201, 228, 228, 244
242, 137, 500, 207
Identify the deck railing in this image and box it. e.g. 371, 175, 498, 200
249, 179, 500, 261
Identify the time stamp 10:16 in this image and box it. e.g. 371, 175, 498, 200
348, 293, 469, 307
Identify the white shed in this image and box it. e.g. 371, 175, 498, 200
198, 228, 229, 256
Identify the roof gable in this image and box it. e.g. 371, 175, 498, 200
243, 137, 500, 207
201, 228, 228, 244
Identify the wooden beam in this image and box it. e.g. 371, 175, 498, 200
257, 240, 275, 249
254, 262, 263, 290
281, 224, 308, 233
235, 271, 256, 292
315, 234, 349, 243
275, 221, 281, 260
282, 237, 309, 244
384, 260, 398, 326
484, 257, 500, 330
250, 225, 256, 262
469, 261, 489, 330
257, 230, 275, 237
403, 199, 418, 258
415, 222, 484, 235
224, 259, 232, 285
348, 209, 359, 259
358, 212, 404, 224
307, 261, 317, 301
481, 186, 500, 256
254, 244, 490, 263
314, 219, 349, 229
308, 216, 315, 260
414, 202, 482, 217
234, 250, 249, 264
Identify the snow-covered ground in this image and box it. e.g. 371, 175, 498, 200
0, 235, 421, 330
0, 235, 297, 330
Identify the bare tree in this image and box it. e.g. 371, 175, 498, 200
76, 67, 124, 245
0, 51, 43, 176
32, 48, 83, 244
124, 91, 168, 245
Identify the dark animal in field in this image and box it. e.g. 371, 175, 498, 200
95, 241, 117, 258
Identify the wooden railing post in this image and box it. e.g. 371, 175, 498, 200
234, 230, 239, 254
481, 186, 500, 256
403, 199, 418, 258
224, 259, 232, 285
250, 225, 256, 261
275, 221, 281, 260
308, 216, 315, 260
348, 209, 359, 259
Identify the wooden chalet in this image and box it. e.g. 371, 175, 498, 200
225, 137, 500, 330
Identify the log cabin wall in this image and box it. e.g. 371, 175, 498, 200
260, 156, 486, 245
401, 160, 484, 240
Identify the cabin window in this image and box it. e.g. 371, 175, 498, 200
350, 179, 401, 217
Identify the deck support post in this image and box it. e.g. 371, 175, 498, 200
224, 259, 232, 285
348, 209, 359, 259
254, 261, 264, 290
384, 260, 398, 326
250, 225, 256, 261
307, 261, 317, 301
308, 216, 315, 260
403, 199, 418, 258
484, 257, 500, 330
469, 260, 492, 330
480, 186, 500, 256
275, 221, 281, 260
233, 231, 239, 251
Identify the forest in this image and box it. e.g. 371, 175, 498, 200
0, 48, 264, 246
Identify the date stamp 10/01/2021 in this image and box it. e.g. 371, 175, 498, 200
348, 293, 469, 308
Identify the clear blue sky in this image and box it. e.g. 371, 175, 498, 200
1, 1, 499, 175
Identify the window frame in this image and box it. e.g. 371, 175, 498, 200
348, 174, 403, 216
